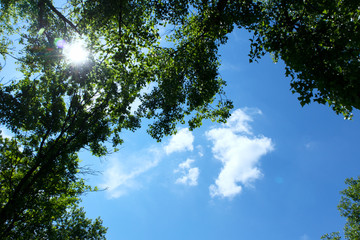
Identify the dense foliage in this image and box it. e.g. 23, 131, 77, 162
0, 0, 359, 238
322, 177, 360, 240
249, 0, 360, 118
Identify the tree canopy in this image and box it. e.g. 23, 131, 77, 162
248, 0, 360, 118
0, 0, 359, 238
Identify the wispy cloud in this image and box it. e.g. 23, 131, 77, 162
219, 62, 242, 72
164, 128, 194, 155
300, 234, 310, 240
101, 148, 163, 199
196, 145, 204, 157
304, 141, 317, 150
207, 108, 274, 198
101, 127, 195, 198
174, 158, 199, 186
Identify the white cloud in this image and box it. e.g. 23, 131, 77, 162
101, 148, 163, 199
101, 127, 194, 198
207, 108, 274, 198
174, 158, 199, 186
100, 108, 272, 199
225, 107, 262, 134
176, 158, 194, 170
164, 128, 194, 155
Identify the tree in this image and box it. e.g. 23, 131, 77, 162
248, 0, 360, 118
322, 177, 360, 240
0, 0, 233, 237
0, 0, 359, 238
0, 134, 107, 239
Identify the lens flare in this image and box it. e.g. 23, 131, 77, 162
55, 38, 66, 49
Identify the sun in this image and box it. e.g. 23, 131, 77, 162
63, 39, 89, 64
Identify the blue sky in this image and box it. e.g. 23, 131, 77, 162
76, 28, 360, 240
1, 21, 359, 240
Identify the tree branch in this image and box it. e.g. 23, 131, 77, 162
44, 0, 81, 35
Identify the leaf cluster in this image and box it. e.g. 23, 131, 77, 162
322, 177, 360, 240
